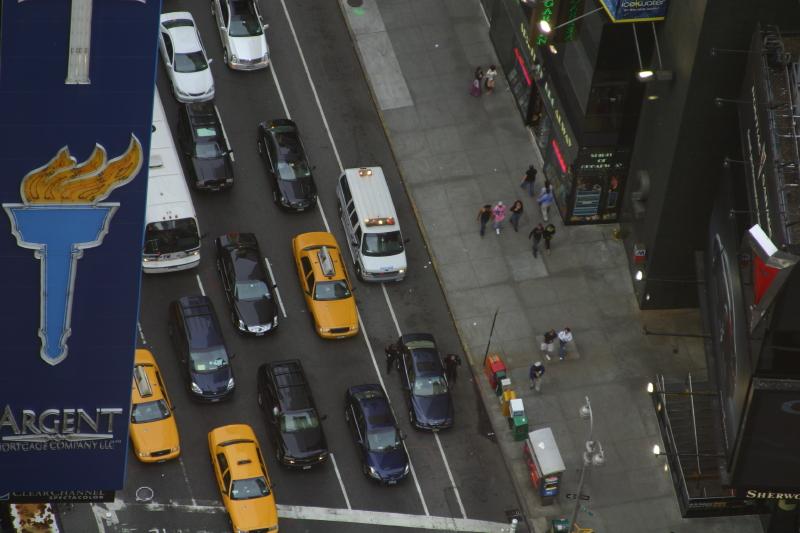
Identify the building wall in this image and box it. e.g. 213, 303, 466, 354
623, 0, 759, 309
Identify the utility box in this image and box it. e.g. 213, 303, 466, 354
524, 427, 566, 505
508, 398, 529, 441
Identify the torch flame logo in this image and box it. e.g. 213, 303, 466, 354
20, 136, 142, 204
4, 135, 143, 365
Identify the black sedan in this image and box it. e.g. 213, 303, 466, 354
256, 119, 317, 211
215, 232, 278, 335
396, 333, 454, 430
177, 102, 234, 191
168, 296, 235, 402
345, 384, 409, 484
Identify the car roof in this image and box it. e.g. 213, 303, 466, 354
132, 349, 166, 404
161, 13, 201, 54
410, 349, 443, 377
357, 394, 394, 430
264, 361, 313, 411
209, 425, 264, 478
176, 296, 223, 349
295, 232, 346, 281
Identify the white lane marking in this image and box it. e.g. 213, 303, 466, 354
264, 257, 287, 318
356, 310, 429, 517
434, 432, 466, 519
102, 499, 508, 532
269, 64, 291, 120
277, 0, 343, 172
329, 452, 352, 510
178, 457, 197, 506
195, 274, 206, 297
90, 504, 108, 532
215, 103, 234, 162
380, 284, 401, 334
137, 321, 147, 345
381, 291, 467, 519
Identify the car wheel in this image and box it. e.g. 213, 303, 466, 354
344, 408, 350, 422
355, 263, 364, 281
257, 392, 263, 407
409, 408, 415, 425
223, 48, 229, 66
230, 310, 238, 329
272, 189, 278, 204
337, 199, 342, 216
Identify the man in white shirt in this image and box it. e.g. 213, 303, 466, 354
557, 328, 573, 361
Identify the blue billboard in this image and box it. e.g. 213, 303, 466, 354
599, 0, 670, 22
0, 0, 160, 496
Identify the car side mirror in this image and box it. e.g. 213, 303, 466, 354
404, 238, 410, 244
263, 23, 269, 30
208, 58, 214, 65
230, 352, 237, 360
320, 414, 328, 421
272, 406, 279, 417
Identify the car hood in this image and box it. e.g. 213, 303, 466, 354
366, 446, 408, 477
191, 365, 232, 394
277, 176, 316, 206
411, 393, 453, 428
229, 35, 269, 62
229, 494, 277, 532
361, 250, 407, 273
130, 417, 179, 455
191, 156, 230, 185
235, 297, 276, 329
175, 69, 214, 97
314, 297, 357, 331
281, 427, 327, 459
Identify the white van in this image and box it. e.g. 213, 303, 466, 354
336, 167, 407, 282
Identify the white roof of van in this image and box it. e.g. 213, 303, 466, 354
343, 167, 399, 233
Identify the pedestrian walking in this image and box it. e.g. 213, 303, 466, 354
541, 329, 557, 360
477, 204, 492, 237
444, 353, 461, 384
492, 201, 507, 235
528, 223, 544, 257
537, 180, 555, 222
470, 67, 484, 97
557, 327, 573, 360
385, 342, 400, 374
543, 223, 556, 255
520, 165, 537, 197
529, 361, 545, 392
509, 200, 524, 232
484, 65, 498, 94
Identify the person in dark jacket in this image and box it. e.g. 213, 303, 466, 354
509, 200, 524, 232
477, 204, 492, 237
444, 353, 461, 384
529, 223, 544, 257
529, 361, 545, 392
385, 342, 401, 374
520, 165, 537, 196
543, 223, 556, 255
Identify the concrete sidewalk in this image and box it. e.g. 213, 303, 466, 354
338, 1, 764, 531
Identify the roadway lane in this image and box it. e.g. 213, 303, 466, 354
111, 0, 524, 531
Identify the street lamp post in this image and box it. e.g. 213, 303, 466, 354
568, 396, 605, 533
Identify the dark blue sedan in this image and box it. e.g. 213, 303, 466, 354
345, 384, 409, 484
397, 333, 454, 430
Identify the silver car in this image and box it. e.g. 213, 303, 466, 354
211, 0, 270, 70
159, 12, 215, 102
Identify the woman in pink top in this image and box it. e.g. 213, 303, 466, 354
492, 201, 507, 235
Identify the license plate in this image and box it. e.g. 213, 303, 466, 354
387, 480, 397, 485
432, 428, 440, 433
256, 332, 265, 337
302, 465, 312, 470
296, 207, 305, 212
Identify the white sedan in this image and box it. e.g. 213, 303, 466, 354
159, 12, 215, 103
211, 0, 270, 70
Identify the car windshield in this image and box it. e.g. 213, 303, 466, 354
189, 347, 229, 372
174, 51, 208, 73
230, 476, 270, 500
195, 141, 223, 159
362, 231, 404, 257
280, 410, 320, 433
235, 281, 270, 301
276, 160, 311, 181
131, 399, 171, 424
144, 218, 200, 255
413, 375, 449, 397
314, 280, 351, 301
229, 7, 263, 37
366, 426, 401, 451
404, 339, 436, 350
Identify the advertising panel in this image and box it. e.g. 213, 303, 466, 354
0, 0, 160, 496
599, 0, 670, 22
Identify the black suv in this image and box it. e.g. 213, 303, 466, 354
257, 360, 328, 468
177, 102, 234, 191
256, 119, 317, 211
215, 232, 278, 335
168, 296, 235, 402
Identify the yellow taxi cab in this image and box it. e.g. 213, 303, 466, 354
208, 424, 278, 533
291, 231, 358, 339
129, 348, 180, 463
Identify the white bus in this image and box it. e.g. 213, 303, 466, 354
142, 90, 202, 273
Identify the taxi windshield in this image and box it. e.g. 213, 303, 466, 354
131, 399, 171, 423
314, 280, 351, 301
230, 476, 270, 500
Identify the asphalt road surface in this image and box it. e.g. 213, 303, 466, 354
83, 1, 524, 531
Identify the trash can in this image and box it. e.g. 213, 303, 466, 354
508, 399, 529, 441
550, 518, 570, 532
483, 353, 507, 389
501, 389, 516, 416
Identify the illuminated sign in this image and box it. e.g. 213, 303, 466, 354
0, 0, 160, 497
552, 139, 567, 173
599, 0, 669, 22
542, 79, 575, 156
514, 48, 532, 86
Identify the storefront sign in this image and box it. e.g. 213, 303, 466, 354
599, 0, 670, 22
743, 490, 800, 500
562, 0, 585, 42
541, 78, 577, 160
